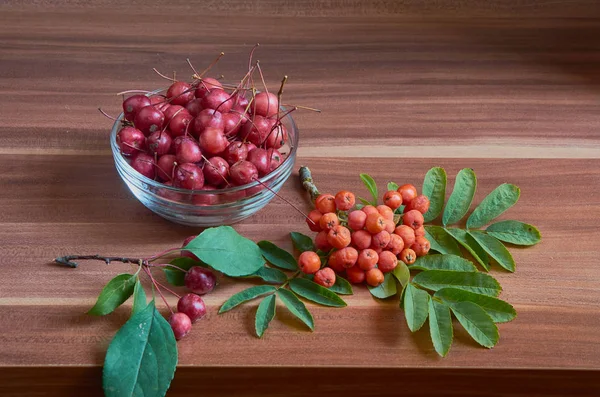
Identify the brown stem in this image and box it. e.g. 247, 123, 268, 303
54, 255, 143, 268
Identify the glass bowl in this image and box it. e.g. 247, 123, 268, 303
110, 108, 298, 227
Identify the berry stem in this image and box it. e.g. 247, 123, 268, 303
299, 166, 320, 202
153, 68, 177, 82
98, 108, 118, 121
54, 255, 143, 268
145, 247, 184, 262
143, 266, 174, 314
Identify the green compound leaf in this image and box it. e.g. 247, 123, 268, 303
468, 231, 516, 272
450, 301, 499, 348
290, 232, 315, 253
392, 261, 411, 287
88, 273, 136, 316
328, 276, 354, 295
289, 278, 347, 307
412, 270, 501, 297
186, 226, 264, 277
132, 278, 147, 315
360, 173, 378, 205
247, 266, 288, 284
387, 182, 399, 191
103, 301, 177, 397
467, 183, 520, 229
258, 240, 298, 271
422, 167, 447, 222
445, 228, 491, 271
486, 220, 542, 246
368, 273, 398, 299
277, 289, 315, 331
410, 254, 477, 272
435, 288, 516, 323
255, 295, 276, 338
404, 283, 430, 332
164, 257, 203, 286
219, 285, 277, 314
443, 168, 477, 226
429, 298, 453, 357
424, 226, 462, 256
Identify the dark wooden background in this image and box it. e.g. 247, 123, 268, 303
1, 1, 600, 396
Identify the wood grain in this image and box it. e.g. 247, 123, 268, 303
1, 0, 600, 395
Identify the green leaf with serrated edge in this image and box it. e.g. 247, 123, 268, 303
258, 241, 298, 271
443, 168, 477, 226
103, 301, 177, 397
368, 273, 398, 299
277, 289, 315, 330
359, 173, 378, 205
429, 298, 453, 357
163, 257, 204, 286
186, 226, 264, 277
88, 274, 136, 316
328, 276, 353, 295
412, 270, 501, 297
219, 285, 277, 314
422, 167, 447, 222
246, 266, 288, 284
387, 182, 399, 191
468, 231, 516, 272
445, 228, 491, 271
289, 278, 347, 307
486, 220, 542, 246
410, 254, 477, 272
450, 301, 499, 348
255, 295, 276, 338
392, 261, 410, 287
404, 284, 430, 332
290, 232, 315, 253
425, 226, 461, 256
132, 278, 147, 315
467, 184, 520, 229
435, 288, 516, 323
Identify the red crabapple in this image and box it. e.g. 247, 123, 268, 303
123, 94, 151, 121
169, 111, 193, 137
251, 92, 279, 117
116, 126, 146, 156
167, 81, 194, 106
247, 148, 269, 176
149, 95, 169, 112
203, 156, 230, 186
192, 185, 219, 206
173, 163, 204, 190
156, 154, 177, 181
239, 115, 271, 146
184, 266, 216, 295
222, 141, 249, 165
177, 293, 206, 323
176, 138, 203, 164
185, 99, 203, 117
229, 160, 258, 186
223, 112, 247, 137
131, 153, 156, 179
265, 123, 288, 149
134, 105, 165, 136
192, 109, 224, 137
267, 148, 283, 172
201, 88, 232, 112
164, 105, 187, 122
168, 312, 192, 340
198, 127, 228, 156
195, 77, 223, 98
181, 235, 199, 260
147, 130, 173, 156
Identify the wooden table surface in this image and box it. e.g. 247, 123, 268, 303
1, 1, 600, 396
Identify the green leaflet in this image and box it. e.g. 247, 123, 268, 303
289, 278, 347, 307
103, 301, 177, 397
88, 274, 137, 316
290, 232, 315, 253
277, 289, 314, 331
469, 231, 516, 272
360, 173, 378, 205
255, 295, 276, 338
368, 273, 398, 299
392, 261, 410, 287
328, 276, 353, 295
410, 254, 477, 272
422, 167, 447, 222
247, 266, 288, 284
258, 241, 298, 271
450, 301, 499, 348
435, 288, 516, 323
185, 226, 264, 277
445, 228, 491, 271
424, 226, 462, 256
486, 220, 542, 246
412, 270, 501, 297
428, 299, 453, 357
164, 257, 203, 286
403, 283, 430, 332
219, 285, 277, 314
387, 182, 399, 191
443, 168, 477, 226
131, 278, 147, 315
467, 183, 520, 229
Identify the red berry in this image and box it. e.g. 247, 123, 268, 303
351, 230, 372, 250
167, 81, 194, 106
173, 163, 205, 190
403, 210, 424, 230
358, 249, 379, 271
195, 77, 223, 98
203, 156, 230, 187
314, 267, 336, 288
184, 266, 216, 295
348, 210, 367, 231
327, 225, 351, 249
315, 194, 336, 214
378, 251, 398, 273
405, 195, 430, 215
366, 268, 384, 287
181, 235, 199, 260
198, 126, 228, 156
177, 293, 206, 323
334, 190, 356, 211
397, 184, 418, 205
134, 105, 165, 136
229, 160, 258, 186
116, 126, 146, 156
251, 92, 279, 117
168, 312, 192, 340
314, 230, 333, 251
411, 236, 431, 257
346, 265, 366, 284
306, 210, 323, 232
299, 251, 321, 274
123, 95, 151, 121
147, 130, 173, 156
131, 152, 156, 179
156, 154, 177, 181
383, 191, 403, 210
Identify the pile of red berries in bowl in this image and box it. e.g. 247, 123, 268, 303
108, 53, 300, 226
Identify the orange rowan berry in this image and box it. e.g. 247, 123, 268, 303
365, 212, 386, 234
314, 230, 333, 251
306, 209, 322, 232
378, 250, 398, 273
399, 248, 417, 265
327, 225, 351, 249
403, 209, 424, 230
385, 233, 405, 255
351, 230, 372, 250
335, 190, 356, 211
414, 226, 426, 237
314, 267, 336, 288
361, 205, 379, 217
405, 194, 430, 215
315, 194, 336, 214
346, 265, 366, 284
411, 236, 431, 257
319, 212, 339, 231
348, 210, 367, 231
376, 205, 394, 221
384, 218, 395, 234
327, 251, 346, 274
394, 225, 416, 247
366, 268, 385, 287
336, 246, 359, 268
358, 248, 379, 271
371, 230, 391, 250
299, 251, 321, 274
383, 190, 403, 210
397, 184, 418, 205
